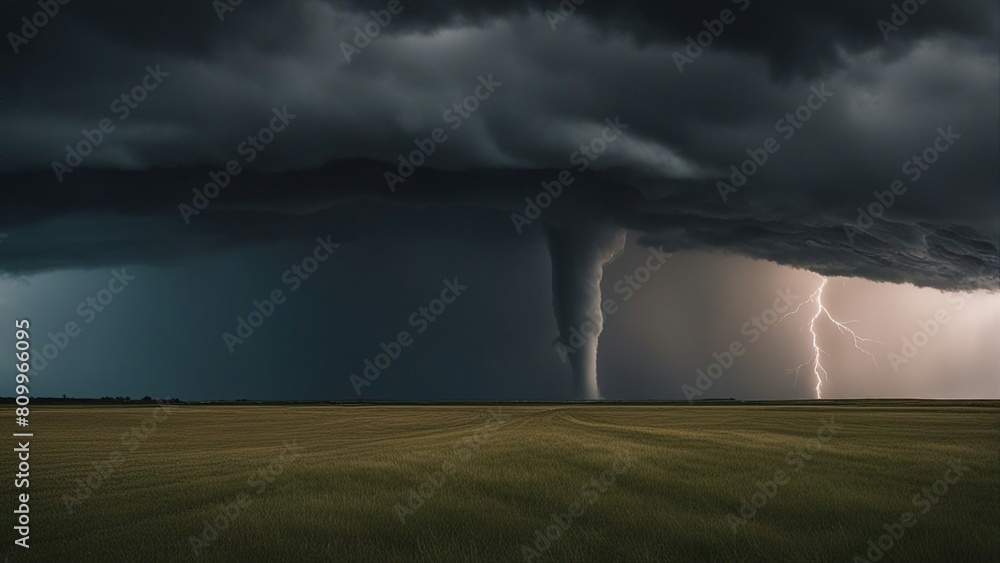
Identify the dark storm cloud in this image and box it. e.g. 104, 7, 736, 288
328, 0, 998, 77
2, 160, 995, 291
1, 0, 997, 292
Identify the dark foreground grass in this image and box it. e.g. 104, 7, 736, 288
2, 402, 997, 562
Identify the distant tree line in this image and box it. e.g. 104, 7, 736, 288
1, 396, 182, 404
95, 396, 181, 403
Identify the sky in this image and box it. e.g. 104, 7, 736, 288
1, 0, 997, 401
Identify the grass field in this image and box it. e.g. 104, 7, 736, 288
2, 402, 998, 562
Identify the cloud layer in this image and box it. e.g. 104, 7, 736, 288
1, 0, 997, 291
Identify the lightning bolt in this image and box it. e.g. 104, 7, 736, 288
778, 275, 881, 399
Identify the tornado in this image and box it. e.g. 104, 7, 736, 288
547, 225, 627, 399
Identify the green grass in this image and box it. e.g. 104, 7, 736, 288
3, 402, 998, 562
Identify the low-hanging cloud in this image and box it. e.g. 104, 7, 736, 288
1, 0, 997, 292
